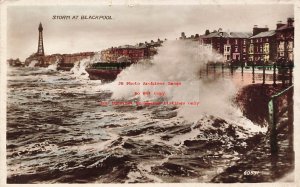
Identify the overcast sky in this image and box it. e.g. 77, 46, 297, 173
7, 4, 293, 61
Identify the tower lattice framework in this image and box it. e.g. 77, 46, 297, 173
37, 22, 44, 56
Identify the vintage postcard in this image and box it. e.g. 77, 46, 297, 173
0, 0, 299, 186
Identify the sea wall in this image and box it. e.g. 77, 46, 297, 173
235, 84, 290, 126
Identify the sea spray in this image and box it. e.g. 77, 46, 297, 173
91, 51, 102, 62
28, 60, 38, 67
102, 40, 221, 99
70, 52, 102, 80
101, 40, 263, 130
70, 59, 91, 79
46, 58, 60, 71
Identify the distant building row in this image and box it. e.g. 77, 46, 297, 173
182, 17, 294, 64
100, 39, 165, 63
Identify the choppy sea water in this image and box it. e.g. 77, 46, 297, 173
7, 66, 265, 183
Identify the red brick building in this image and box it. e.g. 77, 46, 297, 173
224, 32, 252, 62
276, 18, 294, 61
101, 45, 145, 63
199, 30, 251, 63
199, 30, 229, 55
101, 39, 163, 63
247, 18, 294, 65
248, 29, 277, 65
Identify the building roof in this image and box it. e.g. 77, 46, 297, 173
118, 45, 136, 49
250, 30, 276, 38
277, 24, 294, 31
229, 32, 252, 38
201, 31, 231, 38
201, 31, 252, 39
135, 44, 147, 49
277, 17, 294, 31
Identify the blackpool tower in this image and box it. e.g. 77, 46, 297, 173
37, 22, 44, 56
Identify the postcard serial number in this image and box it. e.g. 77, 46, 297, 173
244, 170, 260, 176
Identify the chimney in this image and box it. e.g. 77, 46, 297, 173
276, 21, 285, 29
181, 32, 186, 39
253, 25, 269, 36
287, 17, 294, 27
205, 29, 210, 35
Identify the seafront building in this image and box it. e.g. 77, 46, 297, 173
248, 29, 276, 64
100, 39, 163, 63
97, 17, 294, 65
276, 18, 294, 61
193, 17, 294, 65
199, 30, 252, 63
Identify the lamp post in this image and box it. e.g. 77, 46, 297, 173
252, 61, 255, 83
222, 62, 224, 78
273, 61, 277, 86
230, 60, 234, 76
241, 57, 244, 78
262, 59, 266, 85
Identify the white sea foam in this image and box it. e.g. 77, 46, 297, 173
69, 52, 102, 80
101, 40, 252, 123
70, 59, 90, 80
28, 60, 38, 67
46, 58, 59, 71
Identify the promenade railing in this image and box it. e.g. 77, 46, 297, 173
268, 85, 294, 154
202, 61, 293, 86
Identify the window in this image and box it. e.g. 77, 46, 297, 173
288, 41, 293, 50
243, 47, 246, 53
288, 52, 293, 61
251, 39, 253, 43
249, 56, 253, 62
266, 38, 269, 42
265, 55, 269, 62
236, 55, 240, 60
264, 43, 269, 54
235, 46, 238, 52
279, 42, 285, 51
235, 39, 238, 45
243, 39, 246, 45
249, 44, 254, 54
